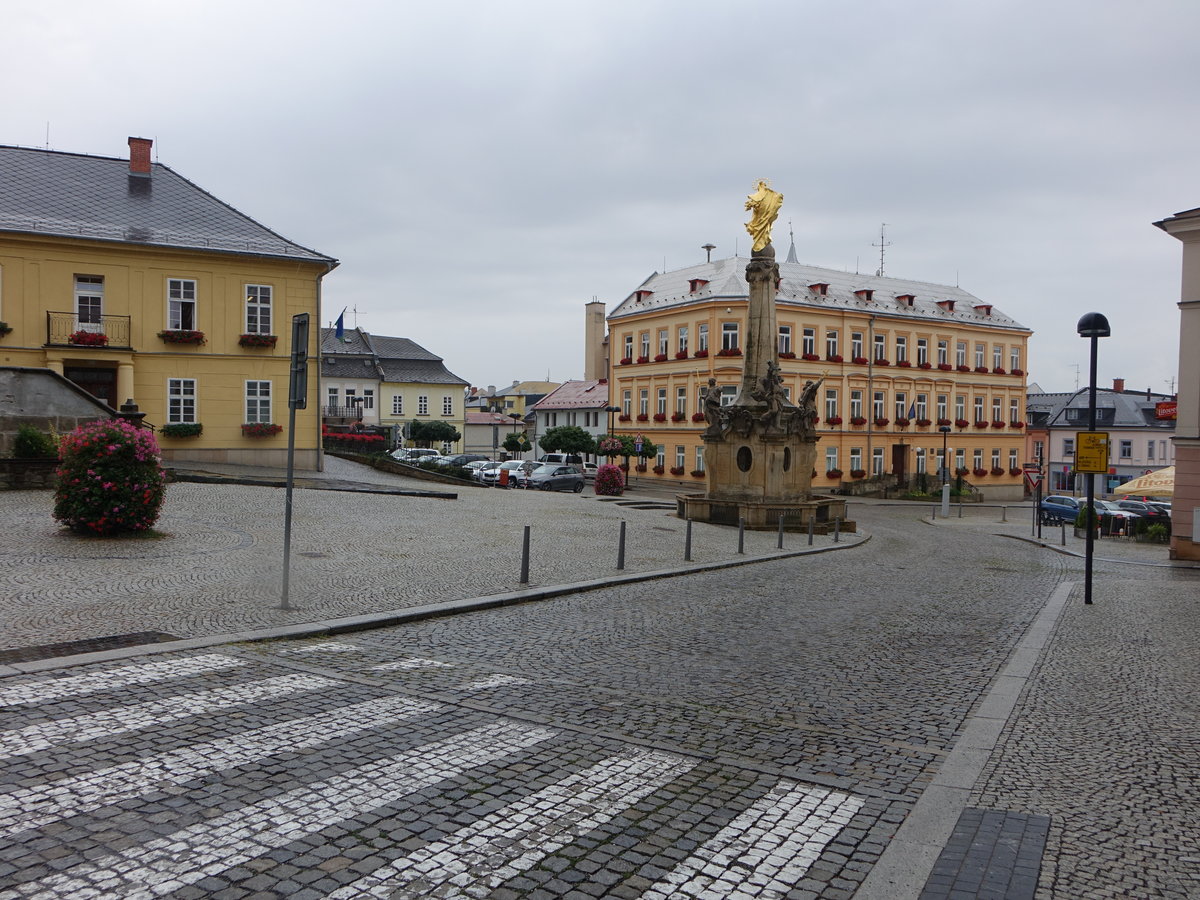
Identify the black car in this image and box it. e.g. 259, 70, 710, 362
435, 454, 490, 468
1113, 500, 1169, 521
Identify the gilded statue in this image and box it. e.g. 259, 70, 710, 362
744, 179, 783, 253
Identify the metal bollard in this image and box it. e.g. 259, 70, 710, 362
807, 516, 815, 546
685, 518, 693, 562
1061, 522, 1066, 546
834, 518, 841, 542
737, 517, 745, 554
777, 515, 784, 550
520, 525, 530, 584
932, 505, 936, 520
617, 520, 626, 570
958, 502, 963, 518
1002, 505, 1008, 522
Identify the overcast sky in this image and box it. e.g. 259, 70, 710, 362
5, 0, 1197, 396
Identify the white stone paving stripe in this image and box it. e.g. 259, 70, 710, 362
279, 642, 362, 654
640, 779, 865, 900
0, 673, 338, 761
13, 721, 557, 900
0, 694, 441, 839
369, 657, 455, 671
326, 747, 695, 899
0, 653, 245, 708
458, 673, 534, 690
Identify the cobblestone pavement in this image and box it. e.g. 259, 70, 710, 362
0, 457, 863, 654
1, 469, 1198, 898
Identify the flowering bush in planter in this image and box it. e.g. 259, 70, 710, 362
636, 355, 650, 364
158, 329, 205, 345
826, 416, 843, 425
690, 469, 705, 478
852, 356, 869, 365
918, 361, 932, 369
652, 464, 665, 475
69, 330, 108, 346
826, 468, 843, 479
675, 350, 689, 360
937, 418, 953, 426
937, 363, 953, 371
53, 418, 164, 535
974, 366, 989, 374
242, 423, 283, 437
669, 465, 685, 476
874, 417, 890, 427
716, 348, 742, 357
598, 436, 624, 457
1011, 368, 1025, 376
691, 412, 705, 423
827, 354, 844, 363
617, 414, 631, 422
325, 432, 385, 449
636, 413, 649, 422
973, 467, 989, 478
159, 423, 203, 438
957, 364, 971, 372
991, 421, 1006, 429
874, 358, 890, 366
895, 417, 911, 427
916, 418, 932, 427
955, 418, 970, 428
652, 413, 667, 422
779, 351, 797, 359
671, 412, 686, 422
991, 466, 1005, 476
619, 357, 633, 365
693, 349, 709, 358
1010, 467, 1023, 476
850, 416, 867, 426
239, 333, 278, 348
594, 464, 625, 496
992, 367, 1006, 375
1011, 421, 1025, 429
802, 353, 820, 361
654, 353, 668, 362
896, 360, 912, 367
973, 420, 989, 429
850, 469, 867, 479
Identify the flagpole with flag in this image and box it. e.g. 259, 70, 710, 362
334, 307, 347, 342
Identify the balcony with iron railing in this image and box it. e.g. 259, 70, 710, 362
46, 312, 132, 349
322, 405, 364, 420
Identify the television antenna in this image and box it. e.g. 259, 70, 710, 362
872, 223, 891, 277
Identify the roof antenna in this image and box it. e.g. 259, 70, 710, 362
45, 122, 50, 149
872, 223, 891, 277
702, 243, 715, 262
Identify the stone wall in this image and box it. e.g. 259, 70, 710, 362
0, 367, 113, 456
0, 458, 58, 490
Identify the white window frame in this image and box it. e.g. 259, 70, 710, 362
826, 330, 839, 359
657, 388, 667, 415
873, 333, 886, 361
938, 340, 949, 365
895, 335, 907, 363
363, 389, 374, 410
778, 325, 792, 355
824, 389, 838, 420
676, 386, 687, 415
658, 329, 669, 356
916, 338, 928, 365
721, 322, 739, 351
392, 395, 404, 416
245, 380, 271, 424
168, 278, 197, 331
851, 332, 863, 359
245, 284, 272, 335
956, 342, 967, 367
825, 447, 838, 472
623, 335, 633, 360
443, 395, 454, 416
1010, 346, 1021, 371
850, 390, 863, 419
168, 378, 196, 424
677, 326, 688, 354
695, 446, 705, 473
698, 323, 709, 352
75, 275, 104, 331
418, 395, 429, 416
802, 327, 815, 356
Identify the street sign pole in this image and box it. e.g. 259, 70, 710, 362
281, 313, 309, 611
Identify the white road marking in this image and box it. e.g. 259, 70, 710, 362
278, 642, 362, 654
641, 779, 865, 899
370, 657, 455, 671
327, 747, 695, 899
0, 694, 441, 838
458, 673, 534, 690
0, 673, 338, 760
14, 721, 557, 900
0, 654, 245, 708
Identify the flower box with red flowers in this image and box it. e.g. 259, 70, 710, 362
938, 363, 953, 371
874, 417, 890, 427
619, 357, 633, 365
918, 361, 932, 369
778, 351, 797, 359
1011, 421, 1025, 429
826, 468, 844, 479
937, 418, 952, 426
874, 358, 891, 366
690, 469, 705, 477
652, 413, 668, 423
957, 364, 971, 372
618, 414, 632, 422
654, 353, 669, 362
896, 360, 912, 368
652, 464, 665, 475
991, 421, 1006, 429
991, 466, 1005, 476
669, 466, 685, 476
693, 349, 709, 358
158, 329, 205, 345
636, 413, 649, 422
826, 416, 843, 426
850, 469, 867, 479
238, 333, 277, 348
801, 353, 820, 361
827, 354, 844, 363
956, 467, 971, 476
675, 350, 689, 360
916, 418, 932, 427
992, 367, 1006, 375
895, 417, 911, 427
974, 366, 989, 374
955, 418, 970, 428
636, 355, 650, 364
850, 416, 867, 426
973, 467, 989, 478
716, 348, 742, 357
242, 423, 282, 437
671, 412, 686, 422
1011, 368, 1025, 376
1009, 467, 1023, 476
69, 331, 109, 346
973, 420, 989, 429
691, 412, 705, 422
852, 356, 869, 365
635, 463, 648, 473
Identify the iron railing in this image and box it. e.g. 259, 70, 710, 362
46, 312, 132, 349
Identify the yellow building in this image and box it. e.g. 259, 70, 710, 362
605, 254, 1032, 500
0, 137, 337, 468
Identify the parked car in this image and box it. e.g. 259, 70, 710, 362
526, 464, 585, 492
464, 460, 492, 478
510, 460, 544, 488
538, 453, 583, 465
392, 448, 441, 463
580, 462, 599, 481
474, 461, 502, 482
487, 459, 534, 486
432, 453, 490, 468
1039, 495, 1081, 524
1112, 500, 1169, 521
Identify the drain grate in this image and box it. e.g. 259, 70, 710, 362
0, 632, 182, 665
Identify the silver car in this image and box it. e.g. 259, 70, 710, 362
526, 464, 585, 493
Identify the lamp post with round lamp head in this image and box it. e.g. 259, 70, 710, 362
939, 424, 952, 517
1077, 311, 1111, 606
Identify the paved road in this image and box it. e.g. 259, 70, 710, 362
1, 468, 1198, 898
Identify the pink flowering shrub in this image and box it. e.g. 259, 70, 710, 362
594, 463, 625, 496
53, 418, 165, 535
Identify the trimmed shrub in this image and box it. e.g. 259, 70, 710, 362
53, 419, 165, 535
594, 463, 625, 496
14, 425, 57, 458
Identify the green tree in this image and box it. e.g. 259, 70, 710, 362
502, 432, 528, 454
409, 420, 461, 447
539, 425, 596, 456
598, 433, 657, 460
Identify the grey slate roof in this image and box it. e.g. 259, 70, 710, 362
0, 144, 336, 264
609, 256, 1028, 332
318, 327, 467, 386
1027, 388, 1175, 430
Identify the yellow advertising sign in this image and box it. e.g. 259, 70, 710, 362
1075, 431, 1110, 474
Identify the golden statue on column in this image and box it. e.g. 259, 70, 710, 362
744, 179, 783, 254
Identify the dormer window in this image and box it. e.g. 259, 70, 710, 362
854, 289, 874, 302
895, 294, 915, 306
974, 304, 993, 316
634, 289, 653, 302
688, 279, 709, 293
808, 282, 829, 295
936, 300, 956, 312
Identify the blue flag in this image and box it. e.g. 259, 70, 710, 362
334, 308, 346, 341
907, 403, 916, 420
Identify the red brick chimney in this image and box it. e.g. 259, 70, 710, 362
1113, 377, 1125, 393
128, 137, 152, 175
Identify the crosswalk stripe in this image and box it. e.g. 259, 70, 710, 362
0, 653, 245, 708
279, 641, 362, 654
458, 673, 534, 690
640, 779, 865, 899
369, 657, 454, 671
326, 747, 695, 899
0, 673, 338, 761
0, 694, 441, 839
13, 721, 557, 900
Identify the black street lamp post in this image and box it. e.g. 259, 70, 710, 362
1077, 312, 1111, 606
